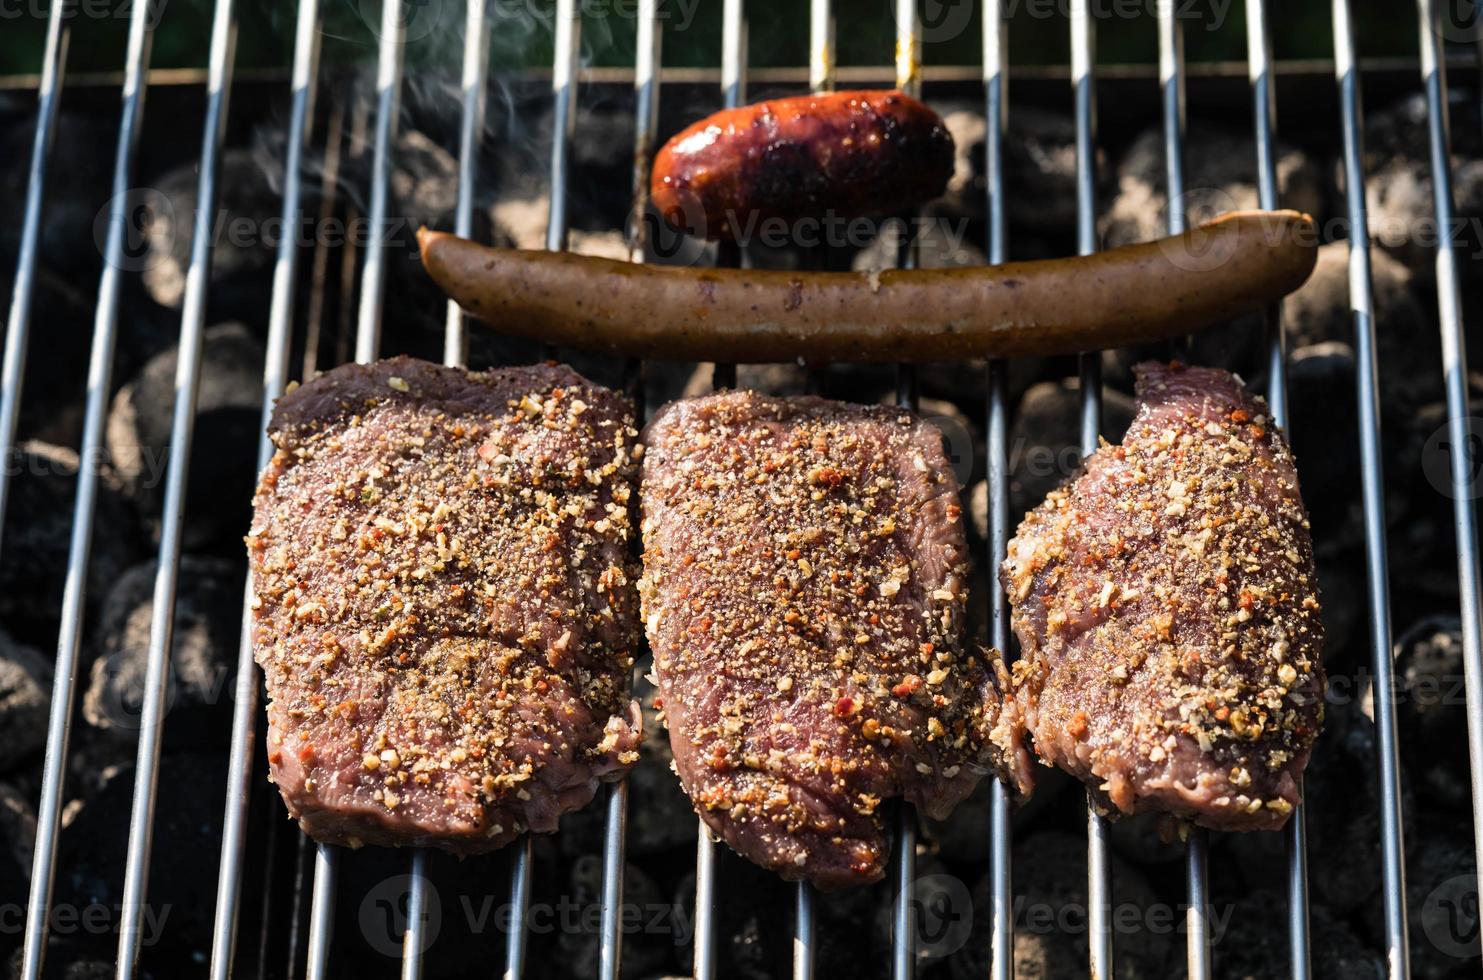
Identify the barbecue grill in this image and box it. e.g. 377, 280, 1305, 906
3, 1, 1480, 978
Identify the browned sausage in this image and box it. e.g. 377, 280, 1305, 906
417, 210, 1318, 364
650, 90, 954, 241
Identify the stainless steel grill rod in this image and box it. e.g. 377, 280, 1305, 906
0, 1, 68, 555
982, 4, 1014, 977
444, 0, 488, 370
19, 5, 150, 979
114, 2, 238, 976
892, 4, 921, 977
501, 2, 581, 973
401, 849, 432, 979
305, 3, 414, 975
545, 0, 581, 254
1243, 3, 1312, 977
1416, 0, 1483, 930
209, 2, 322, 976
809, 0, 834, 94
365, 3, 432, 973
693, 1, 746, 972
1071, 2, 1114, 974
1331, 1, 1411, 976
354, 0, 406, 364
709, 0, 748, 391
599, 4, 659, 978
789, 4, 832, 976
1156, 4, 1212, 976
306, 843, 339, 980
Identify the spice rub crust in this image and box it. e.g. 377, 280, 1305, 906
1003, 362, 1324, 831
641, 391, 1032, 889
249, 356, 642, 853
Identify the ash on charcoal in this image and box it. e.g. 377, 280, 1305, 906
1361, 92, 1483, 281
1285, 342, 1360, 540
0, 109, 113, 278
1100, 122, 1324, 251
0, 782, 34, 962
1007, 379, 1135, 518
0, 441, 140, 644
1313, 556, 1363, 665
674, 854, 791, 980
1385, 373, 1483, 600
1105, 812, 1184, 866
81, 556, 242, 748
944, 830, 1166, 980
139, 150, 279, 328
0, 629, 49, 772
995, 107, 1111, 259
562, 677, 696, 858
1283, 241, 1440, 415
922, 764, 1074, 865
52, 752, 225, 976
1379, 813, 1482, 978
1230, 700, 1412, 917
1213, 887, 1384, 980
6, 947, 148, 980
1394, 616, 1473, 812
0, 268, 95, 448
556, 855, 670, 979
106, 321, 263, 551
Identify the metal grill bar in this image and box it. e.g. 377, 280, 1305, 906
791, 4, 832, 976
113, 2, 238, 978
1331, 2, 1411, 977
598, 3, 660, 976
1241, 3, 1313, 977
209, 2, 322, 977
1069, 3, 1115, 975
0, 2, 67, 555
981, 5, 1015, 978
693, 1, 748, 974
302, 2, 411, 974
1153, 5, 1214, 977
306, 841, 338, 980
444, 0, 488, 370
692, 823, 721, 980
892, 4, 921, 979
401, 849, 432, 978
19, 3, 152, 977
1416, 0, 1483, 932
354, 0, 406, 363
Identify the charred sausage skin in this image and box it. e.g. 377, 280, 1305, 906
651, 89, 955, 241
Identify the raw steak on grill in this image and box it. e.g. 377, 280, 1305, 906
1002, 362, 1324, 831
248, 357, 642, 853
639, 391, 1032, 889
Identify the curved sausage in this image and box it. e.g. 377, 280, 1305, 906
650, 90, 955, 241
418, 210, 1319, 364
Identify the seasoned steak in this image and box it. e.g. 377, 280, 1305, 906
248, 357, 642, 853
1003, 362, 1324, 832
640, 392, 1032, 889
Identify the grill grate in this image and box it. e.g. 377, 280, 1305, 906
4, 2, 1480, 979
